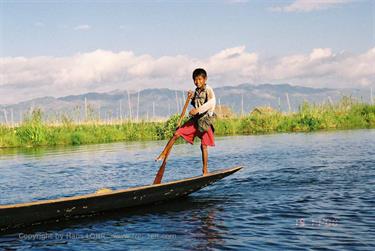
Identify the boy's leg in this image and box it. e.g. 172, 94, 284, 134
156, 120, 196, 161
155, 133, 180, 161
201, 144, 208, 175
199, 126, 214, 175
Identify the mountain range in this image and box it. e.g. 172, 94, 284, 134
1, 83, 373, 124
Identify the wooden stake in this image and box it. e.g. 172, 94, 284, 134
137, 90, 140, 121
218, 97, 222, 116
241, 94, 244, 117
9, 108, 14, 127
119, 100, 122, 121
84, 97, 87, 121
286, 93, 291, 113
3, 109, 8, 125
328, 96, 334, 106
127, 90, 132, 121
98, 105, 101, 122
19, 110, 23, 124
152, 101, 155, 119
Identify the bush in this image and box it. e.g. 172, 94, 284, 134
15, 109, 47, 146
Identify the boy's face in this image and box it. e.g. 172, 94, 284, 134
194, 75, 207, 89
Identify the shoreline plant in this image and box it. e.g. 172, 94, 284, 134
1, 98, 374, 148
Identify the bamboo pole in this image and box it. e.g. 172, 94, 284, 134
241, 94, 244, 117
119, 100, 123, 122
127, 90, 132, 121
328, 96, 334, 106
19, 110, 23, 124
3, 109, 8, 125
98, 105, 101, 122
286, 93, 291, 113
152, 101, 155, 119
137, 90, 140, 121
10, 108, 14, 127
84, 97, 87, 121
218, 97, 222, 116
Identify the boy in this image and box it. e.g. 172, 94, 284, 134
156, 68, 216, 175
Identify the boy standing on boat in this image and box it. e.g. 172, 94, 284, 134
156, 68, 216, 175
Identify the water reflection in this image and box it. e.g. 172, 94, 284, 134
190, 208, 227, 250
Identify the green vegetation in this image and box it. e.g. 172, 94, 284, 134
0, 110, 187, 148
1, 98, 374, 148
215, 97, 375, 135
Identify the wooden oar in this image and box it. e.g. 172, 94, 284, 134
153, 94, 192, 184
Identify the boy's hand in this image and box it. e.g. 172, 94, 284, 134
189, 108, 199, 116
187, 90, 194, 99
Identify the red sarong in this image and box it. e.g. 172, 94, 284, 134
176, 120, 215, 146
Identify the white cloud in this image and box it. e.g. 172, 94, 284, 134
270, 0, 351, 13
309, 48, 333, 60
73, 24, 91, 30
0, 46, 374, 104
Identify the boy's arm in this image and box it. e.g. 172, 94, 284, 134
197, 87, 216, 114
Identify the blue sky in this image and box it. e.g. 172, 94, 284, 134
1, 0, 373, 57
0, 0, 374, 104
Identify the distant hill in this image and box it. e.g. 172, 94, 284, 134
1, 83, 373, 124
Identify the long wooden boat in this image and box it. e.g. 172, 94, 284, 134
0, 166, 242, 231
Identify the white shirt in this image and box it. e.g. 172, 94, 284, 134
197, 85, 216, 116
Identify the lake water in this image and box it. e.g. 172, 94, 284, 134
0, 129, 374, 250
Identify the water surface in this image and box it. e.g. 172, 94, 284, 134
1, 129, 374, 250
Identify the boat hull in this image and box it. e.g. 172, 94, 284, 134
0, 166, 242, 231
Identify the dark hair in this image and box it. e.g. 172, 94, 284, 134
192, 68, 207, 79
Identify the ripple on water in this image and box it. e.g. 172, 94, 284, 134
1, 130, 375, 250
